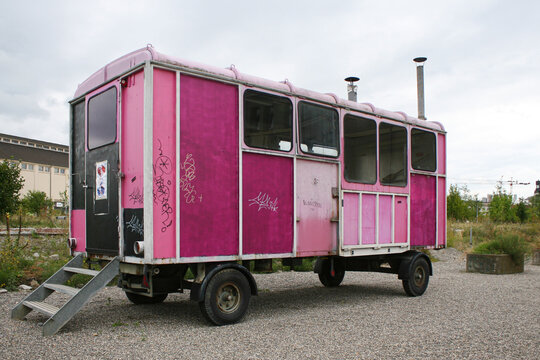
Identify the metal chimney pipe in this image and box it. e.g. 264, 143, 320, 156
345, 76, 359, 102
413, 57, 427, 120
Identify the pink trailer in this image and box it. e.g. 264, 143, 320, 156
12, 46, 446, 334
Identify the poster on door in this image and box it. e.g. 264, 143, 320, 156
95, 160, 108, 200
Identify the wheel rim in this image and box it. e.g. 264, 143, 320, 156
413, 265, 426, 287
216, 282, 241, 313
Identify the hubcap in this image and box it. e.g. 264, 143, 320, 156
216, 282, 241, 313
413, 265, 426, 287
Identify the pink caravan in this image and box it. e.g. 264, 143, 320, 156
12, 45, 446, 335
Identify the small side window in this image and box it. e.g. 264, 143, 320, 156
298, 101, 339, 157
344, 115, 376, 184
411, 129, 436, 172
379, 123, 407, 186
244, 90, 292, 152
88, 87, 117, 150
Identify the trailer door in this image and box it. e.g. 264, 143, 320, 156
85, 85, 119, 255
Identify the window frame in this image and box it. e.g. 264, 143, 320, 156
298, 100, 340, 158
243, 89, 293, 153
87, 86, 118, 151
343, 114, 377, 184
378, 122, 408, 187
411, 128, 437, 172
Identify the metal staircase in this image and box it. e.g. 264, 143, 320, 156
11, 254, 120, 336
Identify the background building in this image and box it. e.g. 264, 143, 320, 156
0, 133, 69, 204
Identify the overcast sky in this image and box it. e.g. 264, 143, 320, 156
1, 0, 538, 199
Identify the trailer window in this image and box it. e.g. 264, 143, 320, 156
379, 123, 407, 186
87, 87, 117, 150
411, 129, 436, 172
244, 90, 292, 152
344, 115, 376, 184
299, 102, 339, 157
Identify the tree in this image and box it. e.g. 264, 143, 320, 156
447, 185, 477, 221
0, 160, 24, 233
515, 199, 529, 224
489, 186, 517, 223
22, 191, 53, 216
528, 194, 540, 221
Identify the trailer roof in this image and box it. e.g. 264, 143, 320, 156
73, 46, 444, 132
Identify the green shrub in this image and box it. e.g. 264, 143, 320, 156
472, 234, 531, 266
0, 237, 29, 290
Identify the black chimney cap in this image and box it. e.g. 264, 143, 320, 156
345, 76, 359, 83
413, 57, 427, 63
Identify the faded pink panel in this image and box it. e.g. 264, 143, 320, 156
410, 174, 436, 246
121, 70, 144, 209
343, 193, 359, 246
394, 196, 408, 243
152, 69, 177, 259
438, 177, 446, 247
296, 160, 338, 256
180, 75, 239, 257
71, 209, 86, 252
243, 153, 293, 255
438, 133, 446, 174
361, 194, 376, 245
378, 195, 392, 244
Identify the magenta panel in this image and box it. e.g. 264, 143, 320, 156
438, 177, 446, 247
243, 153, 293, 255
179, 75, 239, 257
410, 174, 436, 246
71, 209, 86, 252
343, 193, 359, 246
378, 195, 392, 244
361, 194, 376, 245
296, 160, 338, 256
438, 134, 446, 174
394, 196, 408, 243
152, 69, 177, 259
121, 70, 144, 209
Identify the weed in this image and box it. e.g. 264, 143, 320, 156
472, 234, 531, 266
112, 321, 127, 327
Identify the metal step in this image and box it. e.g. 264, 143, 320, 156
23, 301, 59, 317
11, 254, 120, 336
44, 284, 80, 296
63, 267, 100, 276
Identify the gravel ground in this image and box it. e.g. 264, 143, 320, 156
1, 249, 539, 360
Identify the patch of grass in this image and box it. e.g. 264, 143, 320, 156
472, 234, 531, 266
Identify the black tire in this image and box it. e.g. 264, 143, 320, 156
402, 257, 430, 297
125, 291, 168, 304
199, 268, 251, 326
318, 258, 345, 287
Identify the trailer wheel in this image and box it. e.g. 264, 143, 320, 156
318, 258, 345, 287
199, 268, 251, 325
125, 291, 168, 304
402, 257, 429, 296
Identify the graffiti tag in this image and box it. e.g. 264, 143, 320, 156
126, 215, 144, 236
128, 187, 143, 205
248, 192, 278, 212
153, 139, 173, 232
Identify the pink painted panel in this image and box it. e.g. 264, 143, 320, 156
180, 75, 239, 257
71, 209, 86, 252
296, 160, 338, 256
378, 195, 392, 244
343, 193, 359, 246
438, 133, 446, 174
438, 177, 446, 247
410, 174, 436, 246
121, 70, 144, 209
394, 196, 408, 243
361, 194, 376, 245
153, 68, 177, 259
243, 153, 293, 255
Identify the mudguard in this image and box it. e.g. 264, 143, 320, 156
190, 263, 258, 302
